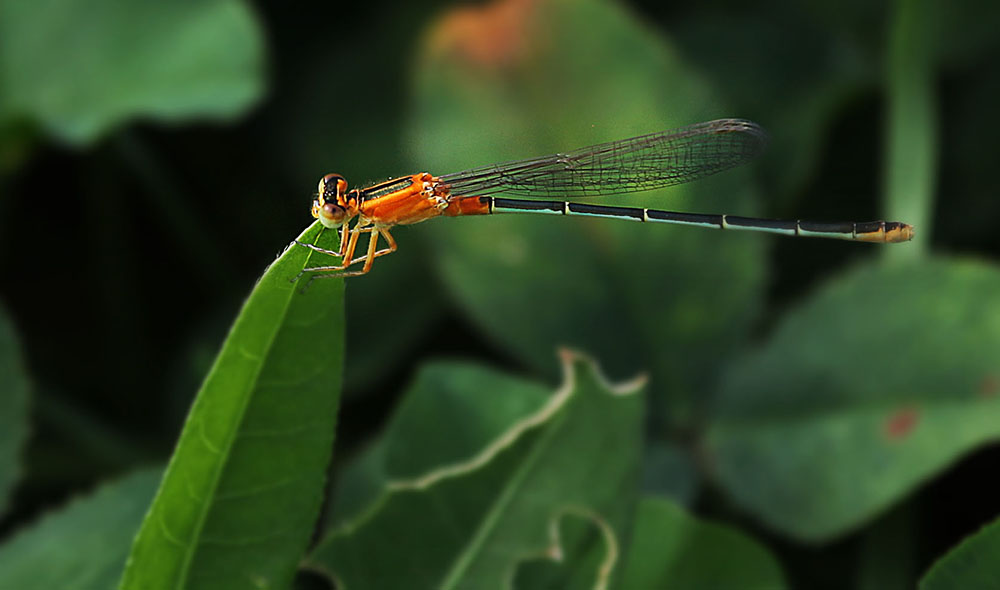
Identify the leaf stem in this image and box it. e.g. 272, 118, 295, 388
884, 0, 937, 260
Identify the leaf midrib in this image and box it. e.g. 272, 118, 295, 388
438, 403, 570, 588
172, 252, 311, 589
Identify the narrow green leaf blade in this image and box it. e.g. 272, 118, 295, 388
0, 469, 160, 590
619, 497, 786, 589
0, 0, 265, 145
120, 223, 344, 590
706, 257, 1000, 541
307, 351, 645, 589
0, 301, 30, 516
920, 514, 1000, 589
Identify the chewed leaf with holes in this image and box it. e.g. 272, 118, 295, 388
512, 511, 617, 589
705, 258, 1000, 541
514, 497, 785, 589
328, 361, 552, 527
119, 222, 344, 590
305, 351, 645, 589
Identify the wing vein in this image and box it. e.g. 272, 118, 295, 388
438, 119, 767, 199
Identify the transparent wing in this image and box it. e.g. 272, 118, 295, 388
438, 119, 767, 198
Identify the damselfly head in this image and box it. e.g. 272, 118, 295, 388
318, 173, 348, 202
313, 173, 354, 228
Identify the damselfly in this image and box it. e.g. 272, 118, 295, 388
294, 119, 912, 281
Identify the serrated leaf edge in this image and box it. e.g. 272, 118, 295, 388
304, 349, 643, 587
515, 506, 619, 590
387, 349, 644, 492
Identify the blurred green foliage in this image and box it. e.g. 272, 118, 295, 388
121, 223, 344, 589
0, 0, 999, 587
707, 258, 1000, 540
410, 0, 766, 431
328, 361, 552, 527
0, 304, 29, 516
920, 514, 1000, 589
0, 469, 160, 589
619, 497, 786, 588
307, 353, 643, 588
0, 0, 264, 145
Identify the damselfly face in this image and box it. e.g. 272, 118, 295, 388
312, 173, 355, 228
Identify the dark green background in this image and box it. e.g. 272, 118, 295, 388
1, 0, 999, 587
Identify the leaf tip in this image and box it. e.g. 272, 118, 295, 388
556, 348, 647, 397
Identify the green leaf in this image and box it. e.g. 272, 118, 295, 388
120, 223, 344, 590
920, 514, 1000, 589
512, 513, 614, 590
885, 0, 937, 260
641, 442, 699, 506
408, 0, 766, 425
672, 13, 873, 203
0, 468, 160, 590
706, 257, 1000, 541
515, 498, 785, 590
619, 497, 786, 589
264, 34, 447, 395
675, 1, 1000, 211
381, 362, 552, 478
329, 360, 551, 525
307, 351, 645, 589
0, 0, 264, 145
928, 0, 1000, 67
0, 302, 30, 516
857, 503, 917, 590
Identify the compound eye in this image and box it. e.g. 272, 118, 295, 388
318, 173, 348, 202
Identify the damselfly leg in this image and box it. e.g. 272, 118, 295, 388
295, 223, 399, 288
294, 224, 350, 258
